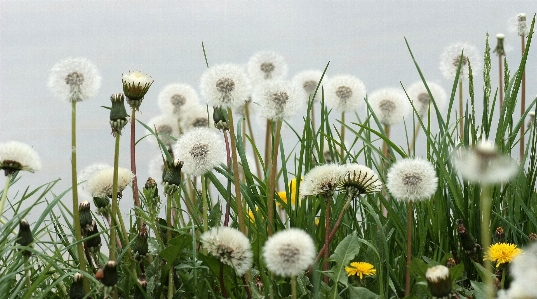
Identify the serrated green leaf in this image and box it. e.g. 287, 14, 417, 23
348, 287, 379, 299
327, 232, 361, 298
470, 280, 487, 299
158, 234, 193, 262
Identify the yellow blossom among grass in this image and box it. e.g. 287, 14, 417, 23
276, 177, 302, 208
345, 262, 376, 279
484, 243, 522, 267
248, 207, 263, 223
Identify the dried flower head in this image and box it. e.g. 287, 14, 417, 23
201, 226, 253, 276
439, 42, 481, 81
338, 164, 382, 197
452, 139, 519, 184
253, 80, 302, 121
173, 127, 225, 176
406, 81, 447, 116
86, 167, 134, 198
247, 51, 288, 83
325, 75, 366, 113
200, 64, 251, 110
369, 88, 410, 126
48, 57, 101, 102
425, 265, 451, 297
386, 158, 438, 202
345, 262, 376, 279
292, 70, 324, 103
122, 71, 153, 106
179, 104, 214, 132
300, 164, 344, 198
145, 114, 179, 148
484, 242, 523, 268
157, 83, 200, 117
508, 13, 529, 37
262, 228, 315, 277
494, 33, 506, 56
0, 141, 42, 175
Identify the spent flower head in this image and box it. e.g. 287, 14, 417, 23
338, 164, 382, 197
425, 265, 451, 297
386, 158, 438, 202
300, 164, 344, 198
406, 81, 447, 116
200, 64, 251, 110
494, 33, 506, 56
48, 57, 101, 102
86, 167, 134, 198
173, 127, 225, 176
262, 228, 315, 277
201, 226, 253, 276
345, 262, 376, 279
484, 242, 523, 268
292, 70, 325, 103
0, 141, 41, 175
122, 71, 154, 108
369, 88, 410, 125
508, 13, 529, 37
253, 80, 302, 121
247, 51, 288, 82
157, 83, 200, 116
439, 42, 481, 81
325, 75, 366, 113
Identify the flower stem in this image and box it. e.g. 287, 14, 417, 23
109, 132, 121, 262
480, 184, 493, 299
24, 256, 30, 291
323, 197, 331, 285
130, 107, 142, 227
223, 131, 231, 227
202, 175, 209, 233
227, 108, 246, 234
291, 276, 297, 299
267, 120, 282, 236
458, 79, 464, 140
341, 111, 345, 159
0, 173, 12, 220
166, 193, 175, 298
245, 102, 262, 179
71, 101, 88, 293
405, 200, 413, 297
219, 263, 228, 298
521, 35, 527, 160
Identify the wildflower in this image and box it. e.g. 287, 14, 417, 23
179, 104, 214, 132
122, 71, 153, 108
262, 228, 315, 277
102, 261, 118, 291
15, 219, 34, 257
86, 167, 134, 198
497, 243, 537, 299
69, 273, 85, 299
200, 64, 251, 110
345, 262, 376, 279
0, 141, 42, 175
253, 80, 302, 121
338, 164, 382, 197
325, 75, 366, 113
248, 207, 263, 223
484, 242, 522, 267
247, 51, 288, 83
133, 223, 149, 258
369, 88, 410, 126
292, 70, 324, 103
386, 158, 438, 202
425, 265, 451, 297
173, 127, 225, 176
439, 43, 481, 80
406, 81, 447, 116
48, 57, 101, 102
145, 114, 179, 148
277, 177, 301, 208
201, 226, 253, 276
300, 164, 343, 198
452, 139, 519, 184
157, 83, 199, 116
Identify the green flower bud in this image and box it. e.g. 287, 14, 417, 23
134, 223, 149, 258
163, 160, 183, 195
134, 274, 148, 299
213, 106, 229, 131
110, 93, 129, 136
79, 201, 93, 235
86, 221, 102, 253
69, 273, 85, 299
102, 260, 118, 287
16, 219, 34, 257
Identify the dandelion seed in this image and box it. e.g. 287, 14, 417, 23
262, 228, 315, 277
386, 158, 438, 202
425, 265, 451, 297
201, 226, 253, 276
406, 81, 447, 116
145, 114, 179, 147
253, 80, 302, 121
173, 127, 225, 176
86, 167, 134, 198
300, 164, 343, 198
48, 57, 101, 102
0, 141, 42, 175
369, 88, 410, 125
247, 51, 288, 82
325, 75, 366, 113
338, 164, 382, 197
200, 64, 251, 110
439, 43, 481, 81
497, 243, 537, 299
292, 70, 324, 103
157, 83, 200, 117
345, 262, 376, 279
484, 243, 522, 268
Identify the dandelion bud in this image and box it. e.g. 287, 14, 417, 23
134, 223, 149, 258
93, 196, 110, 213
529, 233, 537, 242
527, 111, 535, 128
134, 274, 148, 299
109, 93, 129, 136
86, 221, 102, 253
446, 258, 457, 268
79, 201, 93, 235
425, 265, 451, 298
69, 273, 86, 299
494, 34, 506, 57
456, 219, 480, 256
494, 227, 505, 244
102, 260, 118, 287
122, 71, 154, 109
144, 177, 158, 196
163, 160, 183, 195
16, 219, 34, 257
213, 106, 229, 131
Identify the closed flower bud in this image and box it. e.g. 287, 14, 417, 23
494, 34, 506, 56
79, 201, 93, 235
102, 260, 118, 287
69, 273, 85, 299
144, 177, 158, 196
456, 219, 480, 256
122, 71, 154, 109
93, 196, 110, 213
109, 93, 130, 136
529, 232, 537, 242
426, 265, 451, 297
494, 227, 505, 244
134, 274, 148, 299
86, 221, 102, 253
134, 224, 149, 258
163, 160, 183, 195
16, 219, 34, 256
213, 106, 229, 131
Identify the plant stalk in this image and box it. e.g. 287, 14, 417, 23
227, 108, 246, 233
405, 200, 413, 297
267, 120, 282, 236
130, 107, 142, 228
480, 184, 493, 299
458, 79, 464, 140
521, 35, 527, 160
0, 173, 12, 219
202, 174, 209, 232
291, 276, 297, 299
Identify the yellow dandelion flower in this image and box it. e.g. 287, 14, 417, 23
276, 177, 302, 208
484, 243, 523, 267
345, 262, 376, 279
248, 207, 263, 223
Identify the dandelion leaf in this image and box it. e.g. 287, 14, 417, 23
327, 232, 361, 293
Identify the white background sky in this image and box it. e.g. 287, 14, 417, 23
1, 1, 536, 217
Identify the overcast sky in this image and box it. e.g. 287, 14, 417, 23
1, 1, 535, 217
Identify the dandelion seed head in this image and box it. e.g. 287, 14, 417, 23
248, 51, 288, 83
86, 167, 134, 198
179, 105, 214, 132
48, 57, 101, 102
386, 158, 438, 202
0, 141, 42, 175
300, 164, 344, 197
200, 64, 251, 110
157, 83, 200, 116
145, 114, 179, 147
253, 80, 302, 121
440, 43, 481, 80
407, 81, 447, 116
425, 265, 451, 297
338, 164, 382, 197
201, 226, 253, 276
325, 75, 366, 113
263, 228, 315, 277
173, 127, 225, 176
79, 163, 111, 198
292, 70, 324, 103
369, 88, 410, 125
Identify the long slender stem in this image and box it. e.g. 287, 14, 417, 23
109, 133, 121, 262
24, 256, 30, 291
480, 184, 493, 299
458, 80, 464, 140
323, 197, 331, 284
0, 174, 12, 219
405, 201, 413, 297
130, 107, 142, 227
71, 101, 88, 293
409, 118, 422, 154
291, 276, 297, 299
521, 35, 527, 160
340, 111, 345, 160
264, 120, 272, 172
245, 102, 262, 179
223, 131, 232, 227
227, 108, 246, 233
202, 175, 209, 232
166, 193, 175, 298
267, 121, 282, 236
219, 264, 228, 298
498, 56, 504, 110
